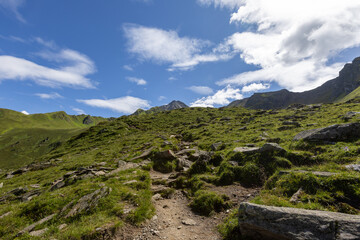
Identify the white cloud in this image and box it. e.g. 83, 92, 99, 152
72, 108, 86, 115
0, 0, 26, 23
124, 24, 234, 71
241, 83, 270, 93
123, 65, 133, 71
158, 96, 167, 101
190, 86, 243, 107
187, 86, 214, 95
127, 77, 147, 85
201, 0, 360, 92
33, 37, 56, 49
0, 48, 96, 88
77, 96, 150, 114
21, 110, 29, 115
196, 0, 241, 9
168, 77, 177, 81
35, 92, 63, 99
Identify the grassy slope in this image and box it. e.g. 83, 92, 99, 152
0, 103, 360, 239
337, 86, 360, 103
0, 109, 106, 169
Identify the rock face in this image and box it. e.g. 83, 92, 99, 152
293, 123, 360, 142
228, 57, 360, 109
238, 202, 360, 240
65, 187, 111, 218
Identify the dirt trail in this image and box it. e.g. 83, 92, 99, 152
116, 171, 259, 240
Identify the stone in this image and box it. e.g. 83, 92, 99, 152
279, 170, 337, 177
29, 228, 48, 237
30, 184, 40, 188
182, 218, 196, 226
345, 164, 360, 172
233, 147, 260, 154
17, 214, 56, 236
152, 193, 162, 201
293, 123, 360, 142
239, 202, 360, 240
259, 143, 286, 153
0, 182, 2, 188
210, 142, 223, 151
58, 224, 68, 230
21, 189, 42, 201
94, 171, 106, 176
50, 179, 66, 191
0, 211, 12, 219
290, 188, 303, 204
130, 147, 154, 161
155, 150, 177, 160
65, 187, 110, 218
123, 180, 138, 185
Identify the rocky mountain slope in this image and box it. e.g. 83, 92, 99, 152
229, 57, 360, 109
1, 101, 360, 239
132, 100, 188, 115
0, 109, 106, 169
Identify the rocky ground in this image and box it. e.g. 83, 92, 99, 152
116, 171, 259, 240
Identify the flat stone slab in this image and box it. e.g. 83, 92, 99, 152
345, 164, 360, 172
239, 202, 360, 240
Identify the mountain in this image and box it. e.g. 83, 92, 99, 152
228, 57, 360, 109
133, 100, 188, 115
0, 109, 106, 169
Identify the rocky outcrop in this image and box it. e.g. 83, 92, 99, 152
17, 214, 56, 237
65, 187, 111, 218
234, 143, 285, 154
238, 202, 360, 240
293, 123, 360, 142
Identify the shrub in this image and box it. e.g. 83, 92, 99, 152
189, 190, 231, 216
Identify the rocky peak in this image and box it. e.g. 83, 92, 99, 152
161, 100, 188, 111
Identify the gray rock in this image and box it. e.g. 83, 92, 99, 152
123, 180, 138, 185
58, 223, 68, 230
182, 218, 197, 226
65, 187, 110, 218
29, 228, 48, 237
345, 164, 360, 172
0, 211, 12, 219
9, 187, 27, 196
259, 143, 286, 153
293, 123, 360, 142
0, 182, 2, 188
290, 188, 303, 204
233, 147, 260, 154
130, 147, 154, 161
279, 170, 337, 177
211, 142, 223, 151
17, 214, 56, 236
238, 202, 360, 240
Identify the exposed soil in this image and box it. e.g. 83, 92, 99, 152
115, 171, 259, 240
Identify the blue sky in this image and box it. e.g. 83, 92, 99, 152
1, 0, 360, 117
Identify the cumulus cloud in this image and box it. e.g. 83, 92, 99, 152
190, 86, 243, 107
0, 0, 26, 23
35, 92, 63, 99
127, 77, 147, 85
77, 96, 150, 114
0, 48, 96, 88
21, 110, 29, 115
72, 108, 86, 115
241, 83, 270, 93
124, 24, 234, 71
187, 86, 214, 95
200, 0, 360, 92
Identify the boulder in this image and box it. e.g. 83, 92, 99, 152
233, 147, 260, 154
293, 123, 360, 142
238, 202, 360, 240
345, 164, 360, 172
65, 187, 111, 218
29, 228, 48, 237
155, 150, 177, 160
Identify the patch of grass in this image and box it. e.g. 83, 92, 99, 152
190, 190, 231, 216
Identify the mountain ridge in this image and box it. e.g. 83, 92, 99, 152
228, 57, 360, 109
132, 100, 188, 115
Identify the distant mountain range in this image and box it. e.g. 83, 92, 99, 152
228, 57, 360, 109
132, 100, 188, 115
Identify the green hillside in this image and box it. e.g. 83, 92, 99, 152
0, 109, 106, 169
0, 102, 360, 239
338, 86, 360, 103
